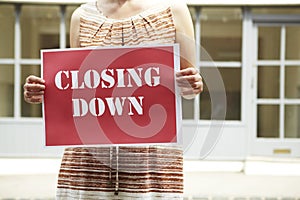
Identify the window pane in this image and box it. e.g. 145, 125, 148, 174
201, 8, 242, 61
252, 8, 300, 15
286, 26, 300, 60
257, 105, 279, 138
258, 66, 280, 98
285, 105, 300, 138
258, 27, 281, 60
21, 65, 42, 117
0, 5, 14, 58
188, 6, 196, 25
66, 6, 78, 48
199, 79, 211, 120
285, 66, 300, 99
0, 65, 14, 117
21, 5, 60, 59
200, 67, 241, 120
182, 98, 194, 119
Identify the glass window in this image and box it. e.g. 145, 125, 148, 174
200, 8, 242, 61
258, 26, 281, 60
188, 6, 197, 21
200, 67, 241, 120
21, 5, 60, 59
285, 105, 300, 138
285, 66, 300, 99
21, 65, 42, 117
257, 66, 280, 98
66, 6, 78, 48
252, 7, 300, 15
0, 65, 14, 117
182, 98, 194, 119
169, 3, 197, 121
199, 78, 211, 120
256, 23, 300, 141
0, 5, 14, 58
257, 105, 280, 138
286, 26, 300, 60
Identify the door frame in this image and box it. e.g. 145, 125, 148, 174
248, 12, 300, 157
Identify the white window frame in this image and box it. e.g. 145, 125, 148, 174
0, 3, 67, 122
183, 6, 246, 127
1, 3, 246, 127
248, 11, 300, 157
253, 18, 300, 141
6, 2, 300, 159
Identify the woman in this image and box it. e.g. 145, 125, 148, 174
24, 0, 203, 199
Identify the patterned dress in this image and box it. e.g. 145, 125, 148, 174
56, 2, 183, 199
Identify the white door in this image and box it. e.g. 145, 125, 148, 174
251, 21, 300, 157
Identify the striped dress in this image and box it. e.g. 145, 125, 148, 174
56, 2, 183, 200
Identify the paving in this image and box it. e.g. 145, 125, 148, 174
1, 159, 300, 200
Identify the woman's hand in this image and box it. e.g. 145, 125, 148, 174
176, 67, 203, 99
23, 75, 45, 104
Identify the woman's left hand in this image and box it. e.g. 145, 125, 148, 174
176, 67, 203, 99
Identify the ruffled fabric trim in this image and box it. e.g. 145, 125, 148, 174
78, 1, 176, 47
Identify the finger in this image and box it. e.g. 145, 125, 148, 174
181, 87, 202, 96
24, 83, 46, 92
24, 95, 43, 104
177, 81, 195, 89
176, 67, 198, 77
176, 67, 198, 76
190, 81, 202, 90
176, 75, 201, 88
30, 96, 43, 103
193, 86, 203, 95
29, 98, 43, 104
24, 90, 45, 98
177, 74, 201, 83
26, 75, 45, 84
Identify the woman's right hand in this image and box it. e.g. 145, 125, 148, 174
23, 75, 45, 104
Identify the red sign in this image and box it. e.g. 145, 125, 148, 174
42, 45, 181, 146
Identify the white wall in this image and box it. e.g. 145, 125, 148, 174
0, 121, 247, 160
0, 120, 64, 158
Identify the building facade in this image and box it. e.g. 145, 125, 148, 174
0, 0, 300, 164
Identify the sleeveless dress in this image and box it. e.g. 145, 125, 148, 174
56, 2, 183, 200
